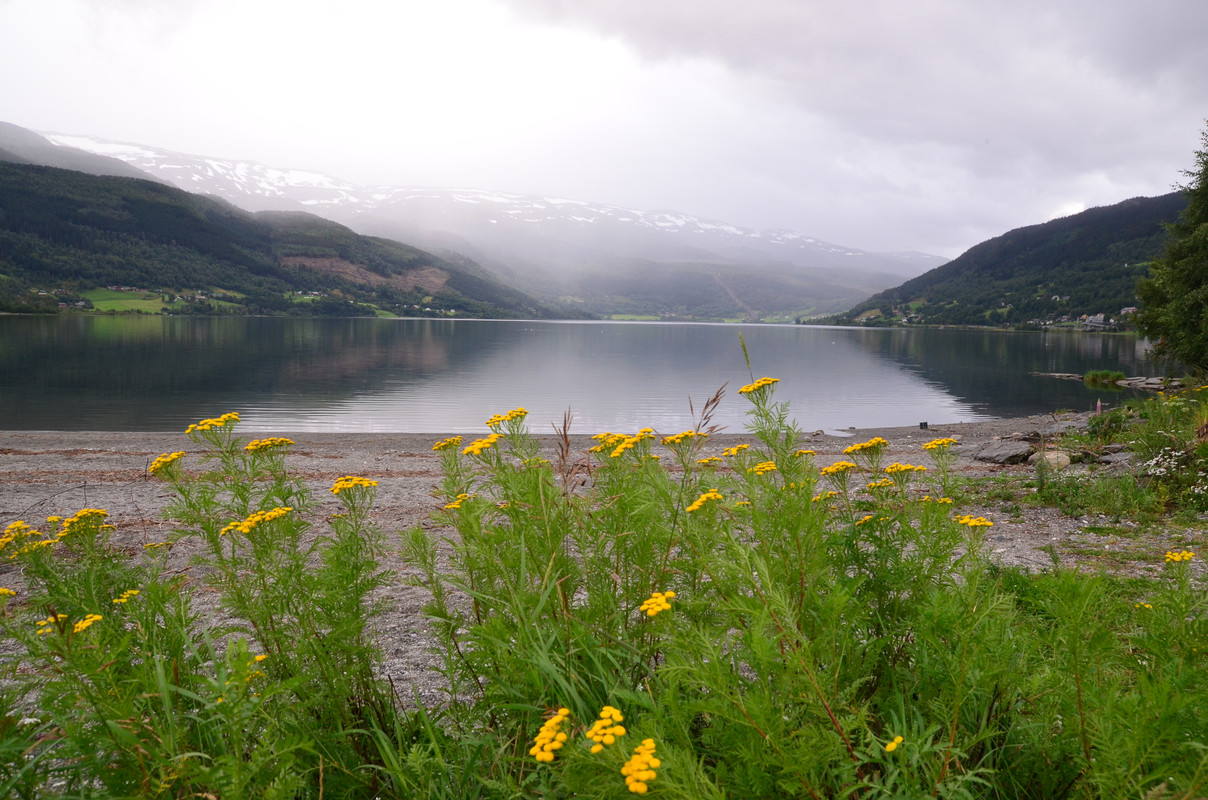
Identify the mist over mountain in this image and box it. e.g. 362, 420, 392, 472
39, 128, 947, 320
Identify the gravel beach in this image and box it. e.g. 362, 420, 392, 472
0, 414, 1194, 704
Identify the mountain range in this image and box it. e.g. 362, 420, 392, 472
37, 128, 946, 320
827, 192, 1185, 327
0, 154, 556, 318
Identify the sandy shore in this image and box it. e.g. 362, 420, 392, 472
0, 414, 1181, 703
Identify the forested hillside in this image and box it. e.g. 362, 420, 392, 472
0, 162, 554, 318
825, 192, 1186, 326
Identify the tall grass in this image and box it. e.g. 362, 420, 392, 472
0, 385, 1205, 798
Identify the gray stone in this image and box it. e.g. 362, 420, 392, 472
1097, 452, 1135, 466
975, 441, 1035, 464
1028, 450, 1071, 470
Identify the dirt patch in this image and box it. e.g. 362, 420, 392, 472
281, 256, 449, 293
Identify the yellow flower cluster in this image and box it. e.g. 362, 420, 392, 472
1135, 602, 1153, 609
530, 708, 571, 763
590, 432, 626, 452
739, 376, 780, 395
843, 437, 888, 455
748, 461, 777, 475
445, 493, 474, 510
112, 589, 140, 605
621, 739, 661, 794
186, 412, 240, 434
432, 436, 463, 451
73, 613, 103, 634
463, 433, 502, 456
696, 456, 723, 466
485, 407, 528, 427
35, 613, 67, 635
920, 496, 954, 504
812, 490, 839, 502
586, 705, 627, 753
640, 591, 675, 617
58, 508, 111, 538
885, 463, 927, 474
244, 437, 294, 453
821, 461, 857, 476
866, 478, 894, 490
885, 735, 904, 753
330, 476, 378, 494
149, 451, 186, 475
0, 587, 14, 597
955, 515, 993, 528
220, 506, 293, 536
1, 521, 42, 559
923, 437, 959, 451
721, 444, 750, 457
143, 541, 168, 550
686, 490, 723, 513
1166, 550, 1196, 562
794, 449, 816, 457
856, 514, 890, 527
611, 429, 655, 458
662, 430, 707, 445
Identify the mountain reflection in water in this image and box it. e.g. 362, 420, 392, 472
0, 317, 1162, 433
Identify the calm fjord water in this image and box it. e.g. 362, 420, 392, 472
1, 316, 1159, 433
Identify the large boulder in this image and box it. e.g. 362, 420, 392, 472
975, 441, 1035, 464
1028, 450, 1072, 470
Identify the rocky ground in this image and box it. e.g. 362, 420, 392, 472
2, 413, 1203, 705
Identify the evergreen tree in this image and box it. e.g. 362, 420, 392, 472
1136, 123, 1208, 369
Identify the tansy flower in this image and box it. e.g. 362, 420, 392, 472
330, 476, 378, 494
621, 739, 661, 794
72, 614, 103, 634
220, 507, 293, 536
739, 376, 780, 395
885, 735, 904, 752
112, 589, 140, 604
463, 433, 502, 456
748, 461, 777, 475
485, 407, 528, 427
185, 412, 240, 434
530, 708, 571, 763
0, 587, 14, 597
696, 456, 723, 466
954, 515, 993, 528
444, 493, 474, 510
721, 444, 750, 457
640, 591, 675, 617
686, 490, 723, 513
586, 705, 627, 753
885, 463, 927, 474
662, 430, 706, 445
844, 437, 888, 455
821, 461, 857, 476
922, 437, 958, 451
148, 451, 186, 476
794, 449, 816, 457
1165, 550, 1196, 562
432, 436, 462, 451
244, 437, 294, 453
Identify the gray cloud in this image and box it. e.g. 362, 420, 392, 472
499, 0, 1208, 251
2, 0, 1204, 258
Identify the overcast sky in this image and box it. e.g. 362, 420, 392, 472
2, 0, 1206, 258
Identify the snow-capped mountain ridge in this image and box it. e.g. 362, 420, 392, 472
44, 132, 942, 276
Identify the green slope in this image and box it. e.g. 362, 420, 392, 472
827, 192, 1186, 326
0, 162, 556, 318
